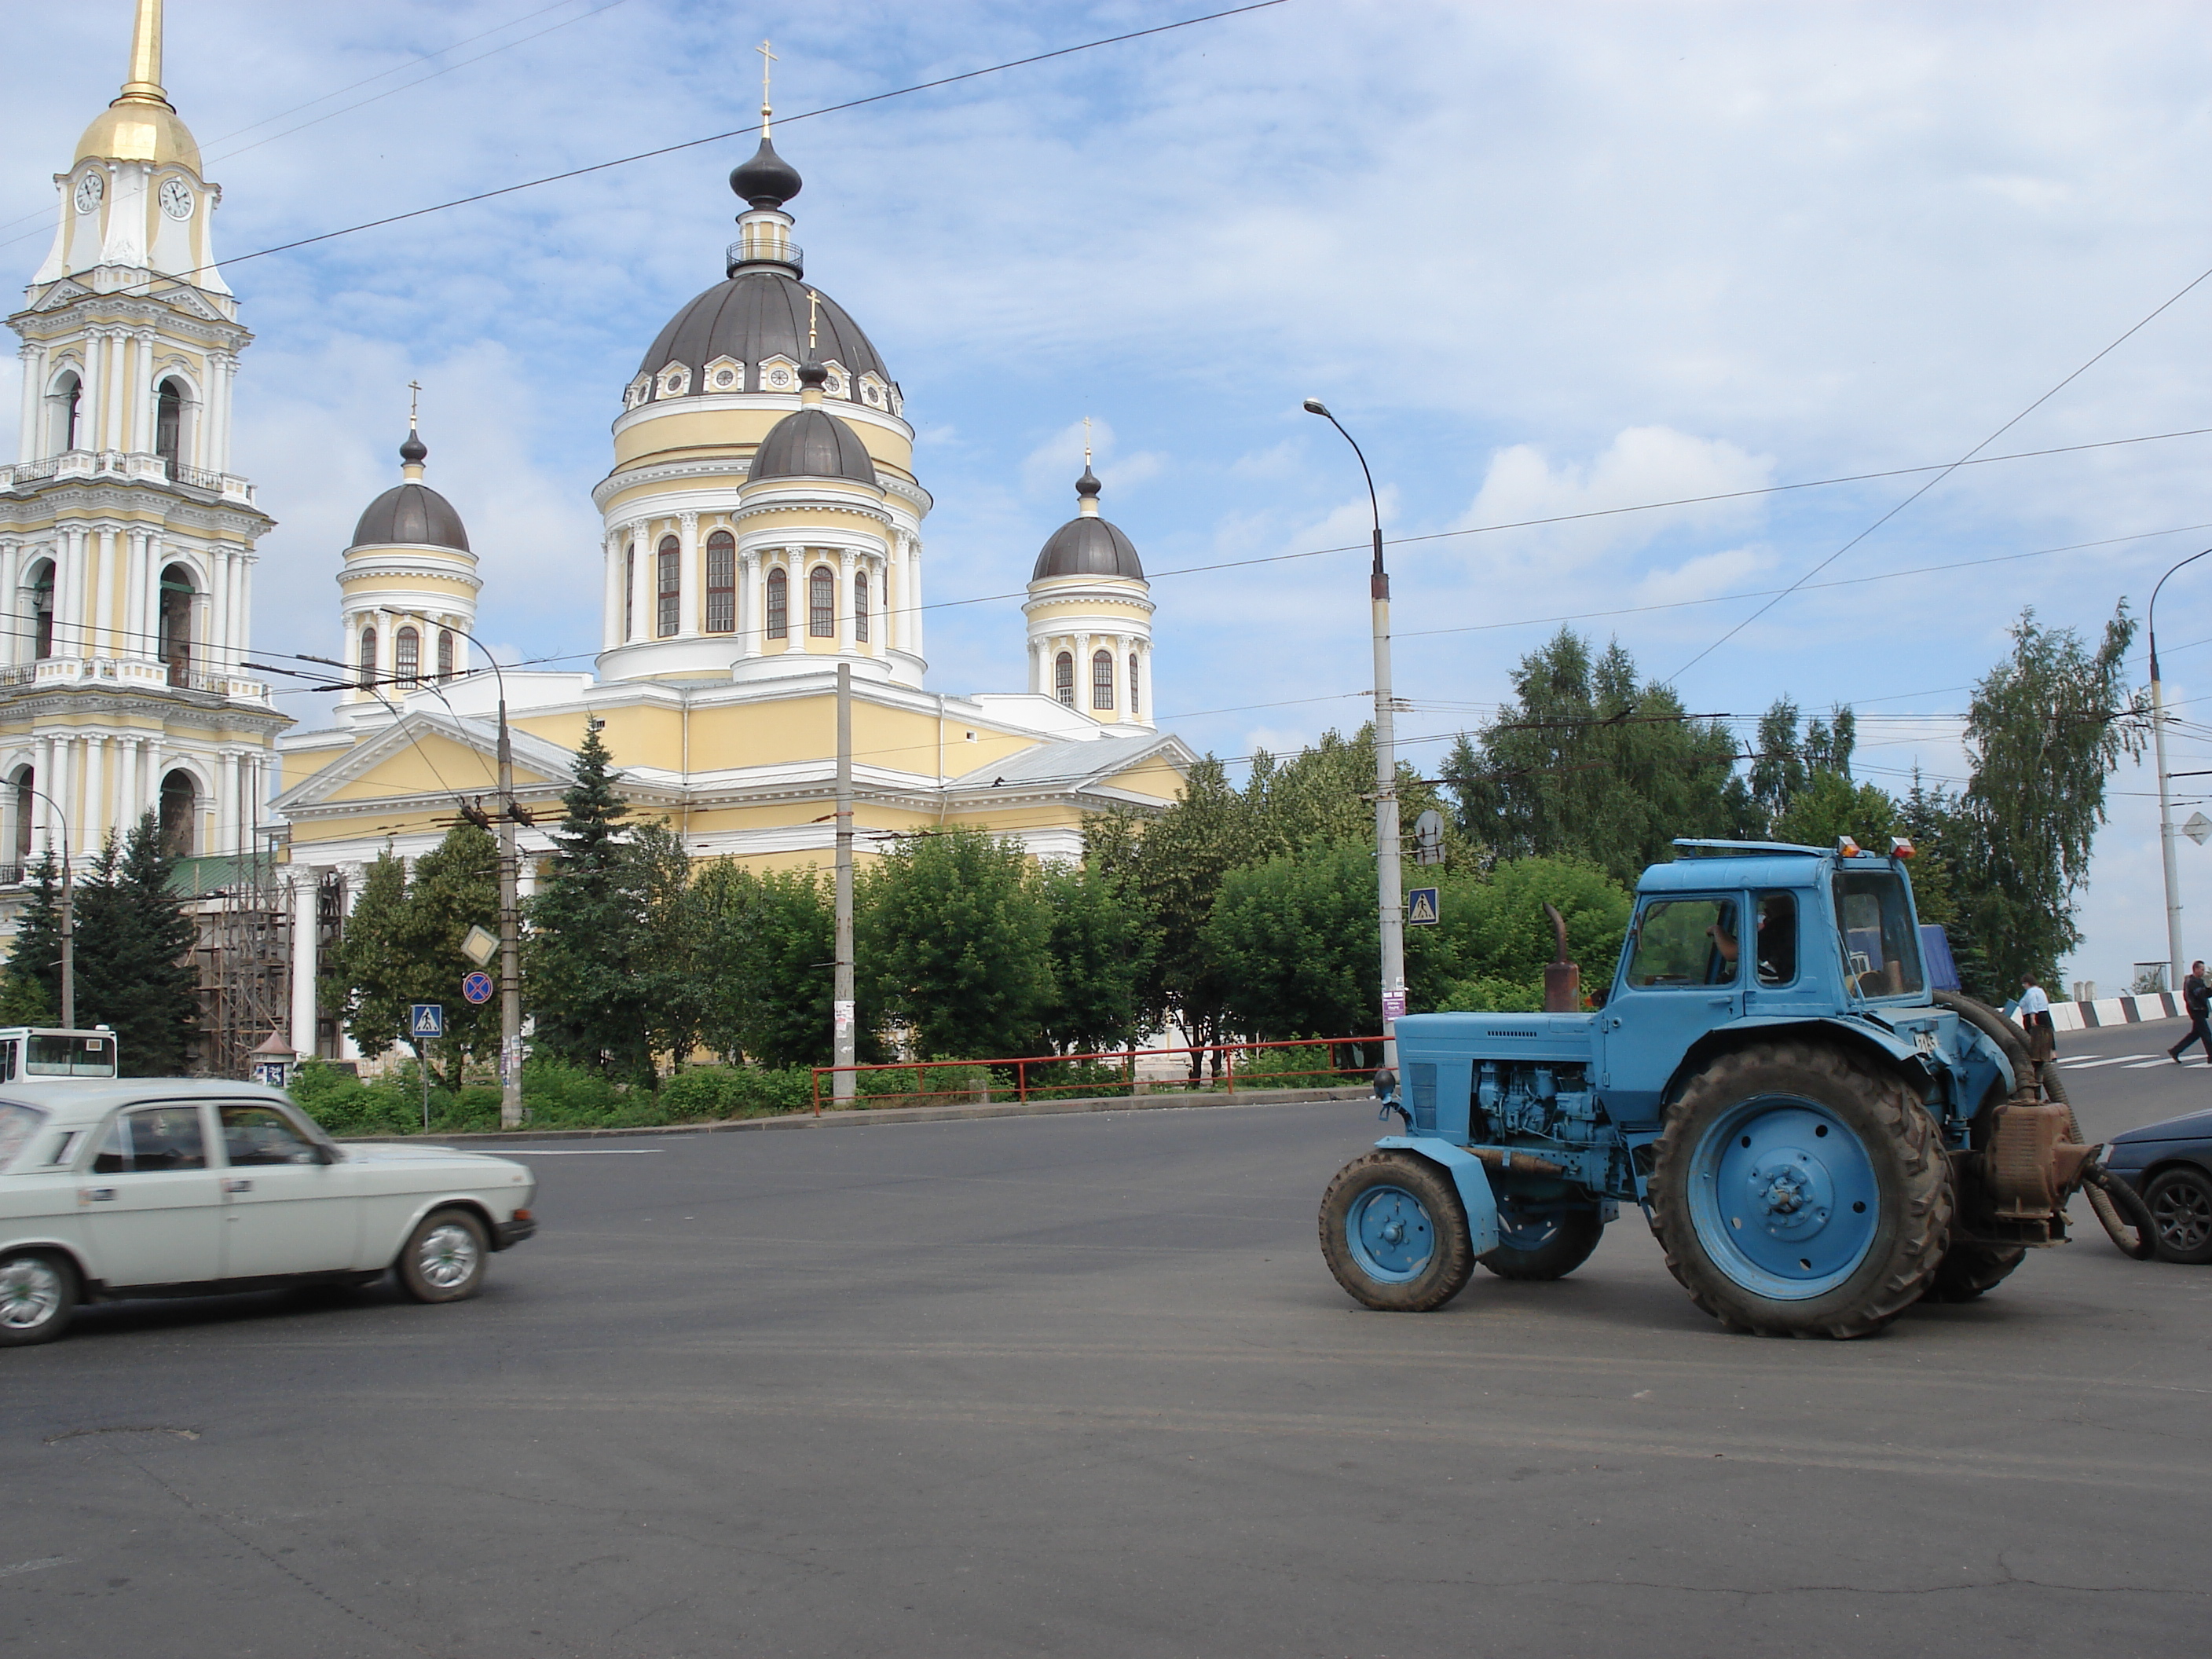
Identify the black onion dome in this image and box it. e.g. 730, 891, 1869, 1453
399, 429, 428, 465
350, 484, 470, 552
729, 135, 802, 208
749, 406, 877, 486
1033, 516, 1143, 582
635, 269, 889, 401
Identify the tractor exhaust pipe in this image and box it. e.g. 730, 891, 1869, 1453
1542, 902, 1581, 1013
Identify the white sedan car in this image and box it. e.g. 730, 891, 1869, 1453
0, 1079, 537, 1346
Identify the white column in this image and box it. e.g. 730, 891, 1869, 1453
837, 549, 855, 653
601, 528, 623, 651
16, 344, 39, 464
32, 737, 53, 856
131, 331, 155, 455
233, 554, 252, 674
906, 536, 925, 661
677, 511, 699, 637
54, 528, 80, 657
207, 353, 234, 473
0, 540, 17, 668
113, 737, 136, 837
80, 737, 105, 850
630, 522, 654, 643
190, 584, 213, 682
1140, 645, 1155, 727
290, 873, 320, 1056
204, 551, 228, 671
737, 551, 758, 657
215, 750, 237, 854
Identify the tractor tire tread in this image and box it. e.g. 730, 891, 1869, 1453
1318, 1151, 1478, 1313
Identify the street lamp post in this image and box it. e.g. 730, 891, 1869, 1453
21, 788, 73, 1027
1302, 397, 1405, 1068
2148, 548, 2212, 992
385, 613, 526, 1130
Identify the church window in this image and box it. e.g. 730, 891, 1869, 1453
809, 566, 834, 637
1055, 652, 1075, 707
357, 626, 376, 687
767, 567, 789, 639
395, 627, 420, 683
49, 373, 82, 453
854, 569, 870, 643
29, 561, 54, 661
9, 767, 31, 865
158, 566, 194, 687
437, 630, 455, 679
623, 545, 635, 640
1092, 650, 1115, 710
159, 769, 197, 858
155, 379, 184, 471
1130, 652, 1141, 715
657, 536, 680, 638
705, 531, 736, 633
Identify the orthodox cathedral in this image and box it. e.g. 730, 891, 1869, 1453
5, 4, 1192, 1062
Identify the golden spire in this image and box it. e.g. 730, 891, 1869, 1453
1083, 416, 1093, 467
119, 0, 172, 108
757, 39, 777, 139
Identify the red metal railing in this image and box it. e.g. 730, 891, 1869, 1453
808, 1035, 1386, 1115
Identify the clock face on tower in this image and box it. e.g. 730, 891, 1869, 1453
73, 172, 103, 214
158, 178, 194, 221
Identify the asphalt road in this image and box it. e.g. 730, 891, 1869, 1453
5, 1020, 2210, 1659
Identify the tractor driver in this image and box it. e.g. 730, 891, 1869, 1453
1707, 894, 1796, 985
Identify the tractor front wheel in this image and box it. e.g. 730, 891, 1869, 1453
1650, 1042, 1951, 1339
1318, 1151, 1476, 1312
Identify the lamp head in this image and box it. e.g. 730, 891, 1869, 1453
1301, 397, 1331, 417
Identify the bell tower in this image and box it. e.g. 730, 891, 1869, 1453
0, 0, 285, 874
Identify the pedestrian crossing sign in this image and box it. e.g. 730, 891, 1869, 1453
410, 1003, 445, 1038
1407, 887, 1440, 926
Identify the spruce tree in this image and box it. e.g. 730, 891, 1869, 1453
1, 851, 63, 1023
68, 817, 198, 1074
335, 850, 412, 1060
398, 820, 501, 1089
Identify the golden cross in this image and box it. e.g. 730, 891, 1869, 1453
1083, 416, 1093, 467
806, 287, 822, 353
756, 39, 776, 137
408, 379, 421, 429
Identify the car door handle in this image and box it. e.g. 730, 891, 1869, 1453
1708, 997, 1734, 1008
82, 1187, 115, 1203
223, 1178, 253, 1193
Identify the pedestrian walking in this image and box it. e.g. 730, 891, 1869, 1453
2171, 960, 2212, 1064
2017, 973, 2056, 1068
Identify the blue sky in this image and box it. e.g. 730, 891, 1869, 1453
6, 0, 2212, 990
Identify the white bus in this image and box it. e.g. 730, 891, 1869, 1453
0, 1027, 117, 1081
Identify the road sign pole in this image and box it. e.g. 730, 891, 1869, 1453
833, 663, 855, 1103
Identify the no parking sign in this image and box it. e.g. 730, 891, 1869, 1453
462, 971, 495, 1005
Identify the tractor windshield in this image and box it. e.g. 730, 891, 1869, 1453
1834, 870, 1924, 998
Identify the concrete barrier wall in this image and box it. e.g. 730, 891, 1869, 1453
2048, 991, 2179, 1032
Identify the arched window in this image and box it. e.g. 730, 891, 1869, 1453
49, 373, 82, 453
394, 626, 420, 683
154, 379, 183, 470
158, 564, 193, 686
1054, 652, 1075, 706
1130, 652, 1141, 715
28, 560, 54, 661
159, 769, 196, 858
809, 566, 834, 637
854, 569, 870, 643
622, 545, 635, 640
657, 535, 681, 638
357, 626, 377, 687
766, 566, 789, 639
436, 630, 455, 679
1092, 650, 1115, 710
705, 530, 736, 634
11, 767, 33, 864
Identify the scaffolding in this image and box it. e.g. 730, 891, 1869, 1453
177, 846, 291, 1079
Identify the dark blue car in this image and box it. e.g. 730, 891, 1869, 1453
2104, 1108, 2212, 1265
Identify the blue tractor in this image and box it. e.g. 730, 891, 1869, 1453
1319, 838, 2153, 1339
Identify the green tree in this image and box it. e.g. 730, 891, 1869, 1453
628, 819, 709, 1068
697, 861, 850, 1068
1433, 855, 1634, 1011
333, 849, 410, 1061
860, 828, 1053, 1060
1771, 770, 1897, 851
397, 820, 501, 1088
1956, 606, 2144, 990
1035, 856, 1152, 1053
1204, 841, 1378, 1042
69, 815, 199, 1075
1445, 629, 1753, 885
1, 851, 63, 1024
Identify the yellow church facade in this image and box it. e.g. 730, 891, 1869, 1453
264, 111, 1193, 1057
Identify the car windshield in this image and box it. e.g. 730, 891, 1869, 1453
1835, 869, 1925, 998
0, 1103, 45, 1170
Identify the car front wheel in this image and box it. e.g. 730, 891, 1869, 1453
0, 1251, 79, 1346
397, 1209, 489, 1304
2145, 1168, 2212, 1265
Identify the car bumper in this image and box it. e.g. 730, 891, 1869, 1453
494, 1215, 537, 1249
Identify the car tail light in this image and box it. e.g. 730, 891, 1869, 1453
512, 1207, 533, 1221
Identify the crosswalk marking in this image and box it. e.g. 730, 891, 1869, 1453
2057, 1054, 2156, 1069
2125, 1059, 2179, 1070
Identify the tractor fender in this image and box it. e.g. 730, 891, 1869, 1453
1664, 1015, 1939, 1109
1373, 1135, 1501, 1254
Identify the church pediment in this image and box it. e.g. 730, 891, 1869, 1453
275, 710, 574, 813
154, 282, 226, 321
30, 280, 91, 312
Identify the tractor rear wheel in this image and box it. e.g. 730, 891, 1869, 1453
1318, 1151, 1477, 1312
1650, 1041, 1951, 1339
1480, 1199, 1605, 1280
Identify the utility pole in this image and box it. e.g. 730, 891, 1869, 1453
2150, 549, 2211, 992
1304, 398, 1404, 1068
833, 663, 856, 1101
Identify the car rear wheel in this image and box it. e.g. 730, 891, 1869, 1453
0, 1251, 78, 1347
397, 1209, 489, 1303
2145, 1168, 2212, 1265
